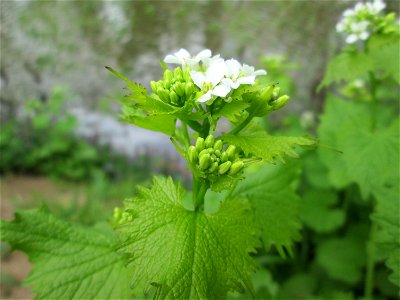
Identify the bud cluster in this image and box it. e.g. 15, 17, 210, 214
187, 135, 245, 178
150, 67, 197, 106
250, 84, 290, 117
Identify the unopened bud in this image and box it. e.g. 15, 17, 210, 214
183, 69, 191, 82
228, 160, 244, 175
185, 82, 195, 97
187, 146, 198, 164
170, 91, 179, 105
220, 152, 229, 163
209, 162, 219, 173
150, 81, 158, 93
226, 145, 236, 161
272, 95, 290, 110
214, 149, 221, 157
174, 82, 185, 97
260, 85, 274, 101
195, 137, 204, 152
214, 140, 223, 152
272, 86, 281, 100
218, 161, 232, 175
174, 67, 183, 80
199, 149, 209, 157
205, 135, 215, 148
199, 153, 211, 170
163, 69, 174, 82
157, 88, 170, 103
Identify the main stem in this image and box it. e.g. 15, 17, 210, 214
229, 113, 254, 135
192, 175, 208, 211
364, 220, 377, 299
369, 71, 377, 132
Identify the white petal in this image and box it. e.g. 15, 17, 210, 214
226, 59, 242, 78
241, 64, 254, 76
190, 71, 206, 89
237, 76, 255, 85
253, 69, 267, 76
354, 3, 365, 12
196, 91, 212, 103
346, 34, 358, 44
336, 22, 345, 32
212, 84, 231, 97
206, 60, 228, 86
195, 49, 212, 62
164, 55, 182, 64
175, 48, 191, 60
343, 9, 355, 17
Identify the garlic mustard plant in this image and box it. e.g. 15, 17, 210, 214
1, 49, 316, 300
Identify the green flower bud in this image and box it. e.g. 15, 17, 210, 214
195, 137, 205, 152
150, 81, 159, 93
209, 162, 218, 173
220, 152, 229, 163
205, 135, 215, 148
211, 154, 217, 161
218, 161, 232, 175
185, 82, 195, 97
207, 148, 215, 154
214, 149, 221, 157
199, 153, 211, 170
260, 85, 274, 102
174, 82, 185, 97
183, 69, 191, 82
199, 149, 209, 157
113, 207, 122, 222
170, 91, 179, 105
187, 146, 198, 164
157, 88, 170, 103
213, 140, 223, 152
272, 86, 281, 100
272, 95, 290, 110
228, 160, 244, 175
163, 69, 174, 82
174, 67, 183, 80
226, 145, 236, 161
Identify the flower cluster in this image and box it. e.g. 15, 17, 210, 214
164, 49, 266, 104
336, 0, 386, 43
187, 135, 245, 179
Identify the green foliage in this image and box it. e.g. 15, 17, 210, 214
223, 123, 315, 164
318, 97, 398, 199
116, 177, 259, 299
232, 162, 302, 256
0, 207, 133, 299
300, 189, 345, 233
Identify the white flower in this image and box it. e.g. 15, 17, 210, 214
346, 21, 370, 43
164, 48, 212, 68
190, 60, 231, 103
366, 0, 386, 14
221, 59, 267, 89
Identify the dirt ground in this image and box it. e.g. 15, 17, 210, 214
0, 175, 84, 300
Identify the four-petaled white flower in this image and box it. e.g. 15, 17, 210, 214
190, 60, 232, 103
164, 49, 267, 103
164, 48, 212, 68
346, 21, 370, 43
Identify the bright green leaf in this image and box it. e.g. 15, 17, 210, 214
232, 162, 302, 256
117, 177, 259, 299
223, 130, 315, 164
0, 208, 132, 300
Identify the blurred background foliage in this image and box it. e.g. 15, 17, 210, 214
0, 1, 399, 299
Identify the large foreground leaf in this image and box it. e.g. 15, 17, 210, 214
0, 208, 132, 299
232, 161, 302, 256
116, 177, 259, 299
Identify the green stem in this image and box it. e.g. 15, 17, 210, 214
192, 176, 208, 211
181, 121, 191, 148
368, 72, 378, 132
229, 113, 254, 135
187, 120, 202, 133
364, 219, 377, 299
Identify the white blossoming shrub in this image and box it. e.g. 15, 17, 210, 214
336, 0, 387, 43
